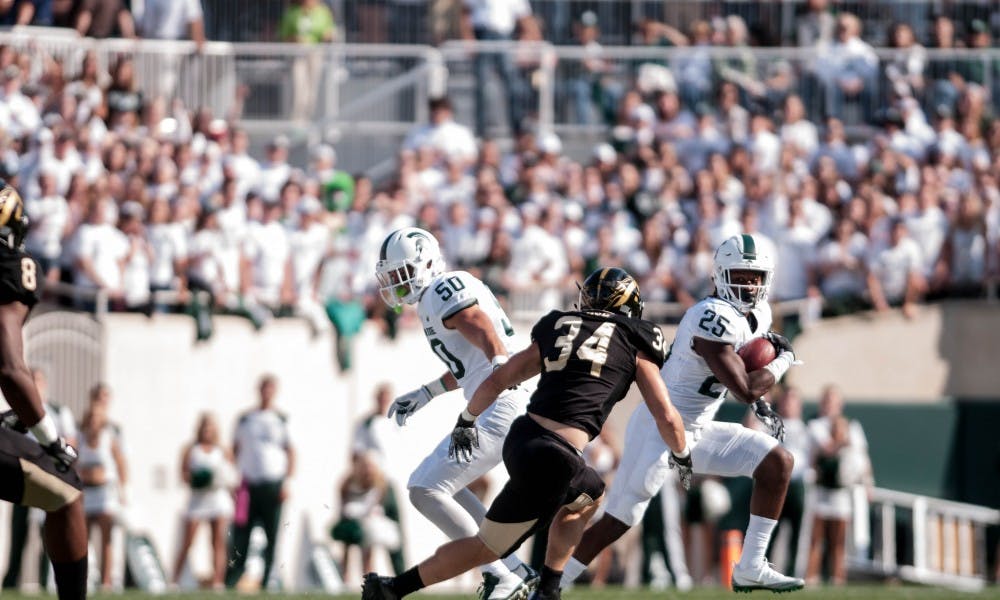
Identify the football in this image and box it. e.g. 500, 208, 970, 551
737, 337, 777, 372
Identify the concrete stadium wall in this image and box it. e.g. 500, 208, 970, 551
781, 301, 1000, 401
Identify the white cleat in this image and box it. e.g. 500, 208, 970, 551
731, 560, 805, 593
478, 571, 532, 600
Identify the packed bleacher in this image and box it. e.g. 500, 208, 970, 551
0, 1, 997, 347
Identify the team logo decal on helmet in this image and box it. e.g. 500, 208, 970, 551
713, 234, 774, 312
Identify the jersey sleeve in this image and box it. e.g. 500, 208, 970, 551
629, 319, 669, 368
429, 272, 482, 322
688, 300, 742, 346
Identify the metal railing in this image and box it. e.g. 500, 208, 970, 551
196, 1, 999, 48
4, 28, 1000, 172
856, 487, 1000, 590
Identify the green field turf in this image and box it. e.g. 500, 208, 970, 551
5, 586, 1000, 600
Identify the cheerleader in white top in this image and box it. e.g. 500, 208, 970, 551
171, 414, 236, 589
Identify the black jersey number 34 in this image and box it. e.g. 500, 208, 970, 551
543, 316, 616, 378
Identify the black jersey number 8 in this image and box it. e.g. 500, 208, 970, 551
20, 258, 36, 292
698, 310, 729, 338
544, 316, 617, 378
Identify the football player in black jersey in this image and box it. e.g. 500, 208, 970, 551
0, 184, 88, 600
362, 267, 691, 600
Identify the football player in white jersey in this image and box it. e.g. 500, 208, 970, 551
375, 227, 538, 600
560, 234, 805, 592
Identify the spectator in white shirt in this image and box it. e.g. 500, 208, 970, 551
0, 65, 41, 140
933, 191, 988, 295
137, 0, 205, 49
243, 201, 292, 313
809, 219, 869, 312
816, 13, 878, 122
504, 204, 568, 312
885, 22, 926, 99
225, 128, 261, 202
73, 195, 128, 304
24, 170, 69, 279
39, 130, 83, 197
146, 197, 189, 306
403, 97, 478, 166
772, 195, 820, 300
866, 218, 925, 318
255, 136, 292, 204
780, 94, 819, 158
118, 202, 153, 311
748, 112, 781, 173
903, 187, 948, 278
460, 0, 537, 135
288, 198, 331, 335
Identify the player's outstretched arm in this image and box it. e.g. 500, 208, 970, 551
693, 337, 774, 404
635, 353, 686, 456
444, 303, 509, 366
467, 342, 541, 417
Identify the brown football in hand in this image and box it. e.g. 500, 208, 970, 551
737, 337, 777, 372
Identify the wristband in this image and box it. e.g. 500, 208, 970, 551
763, 351, 795, 381
672, 446, 690, 460
423, 377, 448, 398
460, 407, 478, 423
30, 413, 59, 446
490, 355, 509, 371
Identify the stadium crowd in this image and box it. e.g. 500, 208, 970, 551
0, 8, 996, 343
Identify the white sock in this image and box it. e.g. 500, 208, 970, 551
738, 514, 778, 570
560, 557, 587, 588
501, 555, 525, 576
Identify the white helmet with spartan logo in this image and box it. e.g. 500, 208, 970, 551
712, 234, 774, 313
375, 227, 445, 308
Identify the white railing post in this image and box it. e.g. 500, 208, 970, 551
537, 43, 556, 133
912, 497, 928, 572
881, 501, 896, 571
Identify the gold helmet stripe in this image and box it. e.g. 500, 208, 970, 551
0, 188, 21, 227
610, 279, 638, 307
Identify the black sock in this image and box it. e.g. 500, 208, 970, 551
51, 556, 87, 600
392, 566, 425, 597
539, 565, 562, 596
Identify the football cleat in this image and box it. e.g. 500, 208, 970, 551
731, 560, 804, 593
478, 571, 532, 600
362, 572, 399, 600
517, 563, 540, 592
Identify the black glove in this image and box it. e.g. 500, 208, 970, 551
754, 399, 786, 442
763, 331, 794, 356
42, 438, 78, 473
447, 412, 479, 463
668, 451, 693, 490
0, 409, 27, 433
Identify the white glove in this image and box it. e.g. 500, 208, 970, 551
387, 386, 433, 427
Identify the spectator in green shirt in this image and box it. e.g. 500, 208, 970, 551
279, 0, 336, 120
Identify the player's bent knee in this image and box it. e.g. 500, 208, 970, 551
19, 458, 82, 512
754, 446, 793, 482
478, 517, 537, 558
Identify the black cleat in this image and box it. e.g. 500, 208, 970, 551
362, 572, 399, 600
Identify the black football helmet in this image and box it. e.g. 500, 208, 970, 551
0, 185, 27, 250
578, 267, 644, 318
